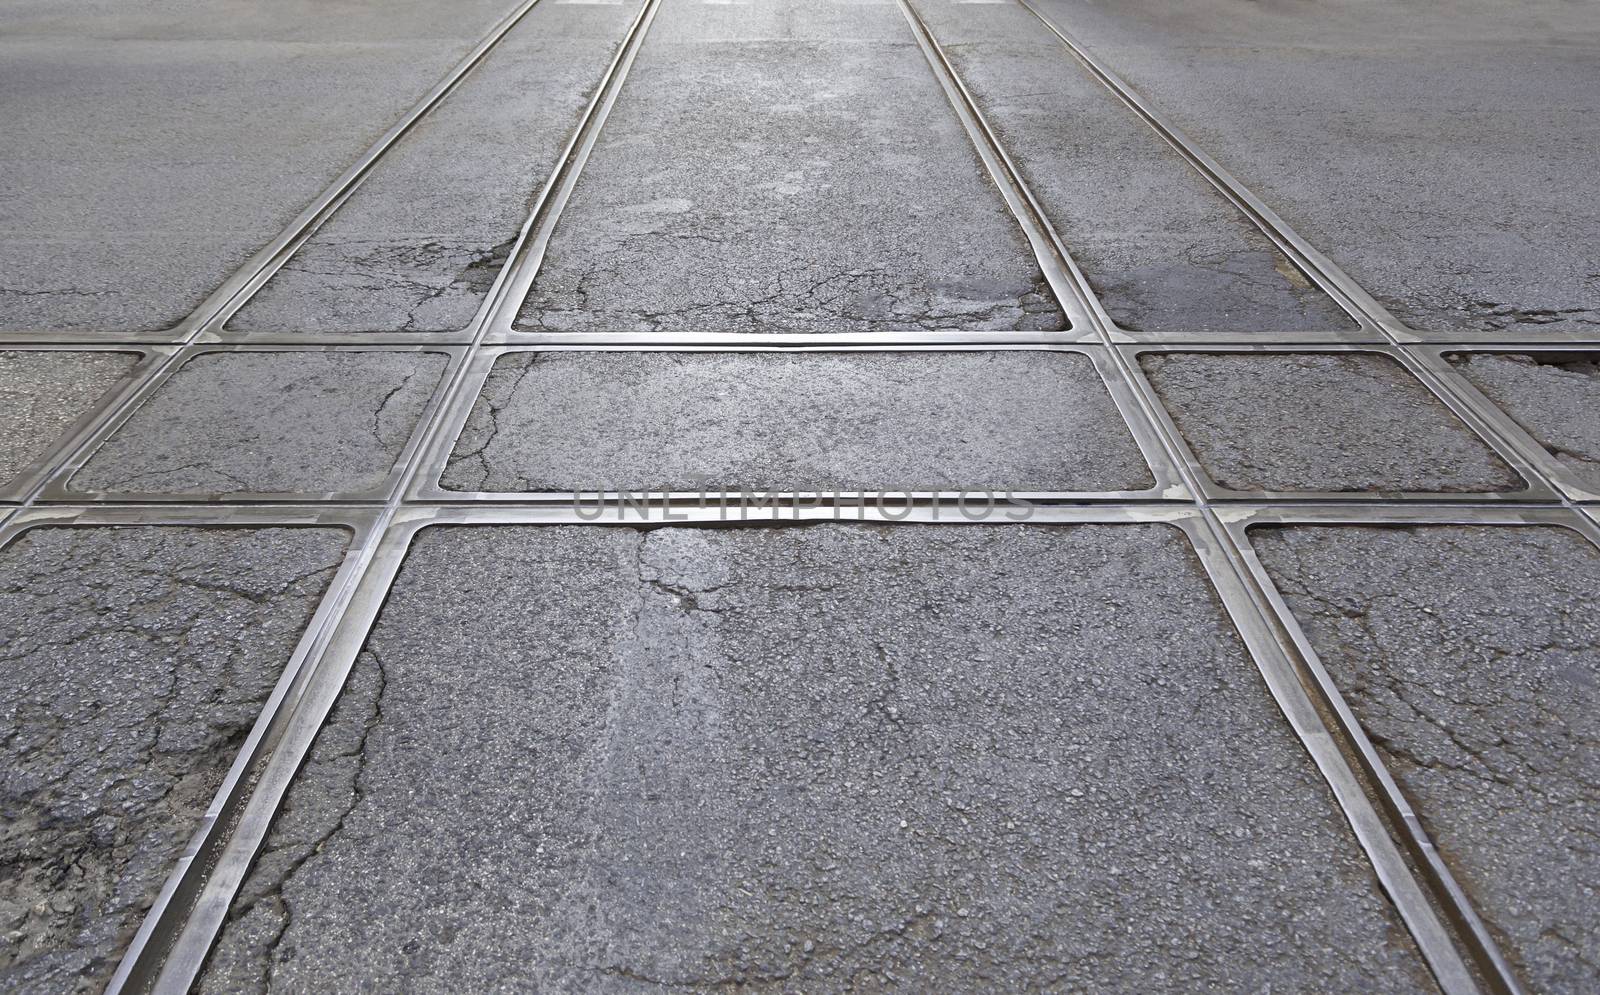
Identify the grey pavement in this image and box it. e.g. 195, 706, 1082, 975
1031, 0, 1600, 337
4, 0, 1598, 990
1450, 352, 1600, 493
1254, 525, 1600, 992
1141, 352, 1522, 492
0, 0, 520, 332
0, 350, 137, 489
200, 524, 1434, 993
0, 526, 349, 994
908, 0, 1352, 336
514, 0, 1062, 334
442, 351, 1152, 492
69, 351, 447, 497
230, 0, 645, 334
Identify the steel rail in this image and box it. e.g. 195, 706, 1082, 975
33, 493, 1579, 995
180, 0, 552, 340
0, 0, 556, 351
98, 1, 667, 989
1219, 503, 1600, 995
0, 0, 551, 520
939, 0, 1555, 987
893, 0, 1489, 990
986, 4, 1598, 986
0, 504, 385, 995
1010, 0, 1594, 519
13, 326, 1582, 355
0, 345, 172, 502
1012, 0, 1390, 338
471, 2, 662, 342
69, 1, 663, 989
0, 1, 1586, 991
10, 323, 1589, 351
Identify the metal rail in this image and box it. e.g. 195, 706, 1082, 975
1009, 0, 1598, 514
0, 0, 552, 513
97, 0, 668, 988
893, 0, 1529, 990
907, 0, 1599, 989
0, 0, 1591, 991
18, 0, 669, 988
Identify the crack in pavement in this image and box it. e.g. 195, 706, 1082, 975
195, 525, 1437, 992
69, 351, 448, 496
1254, 524, 1600, 992
0, 527, 348, 995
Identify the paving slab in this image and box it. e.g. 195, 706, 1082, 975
201, 524, 1434, 992
0, 525, 350, 994
514, 0, 1061, 334
1450, 352, 1600, 494
1030, 0, 1600, 337
442, 351, 1152, 492
1253, 524, 1600, 993
0, 0, 522, 332
231, 1, 643, 335
70, 351, 447, 497
1141, 352, 1521, 492
0, 351, 139, 490
906, 0, 1350, 336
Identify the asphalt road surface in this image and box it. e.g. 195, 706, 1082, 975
1, 0, 1596, 992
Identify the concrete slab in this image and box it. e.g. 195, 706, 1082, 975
0, 351, 138, 490
70, 351, 447, 497
1450, 352, 1600, 493
1253, 524, 1600, 993
1029, 0, 1600, 337
231, 1, 645, 334
513, 0, 1062, 334
0, 525, 350, 994
1141, 352, 1521, 492
906, 0, 1351, 336
0, 0, 522, 332
441, 351, 1152, 492
201, 524, 1434, 992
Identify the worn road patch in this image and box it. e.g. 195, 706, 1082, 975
0, 526, 349, 994
200, 524, 1433, 992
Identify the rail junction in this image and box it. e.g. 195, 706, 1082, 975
2, 0, 1596, 991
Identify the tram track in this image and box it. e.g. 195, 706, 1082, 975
896, 1, 1597, 991
89, 0, 669, 988
0, 0, 661, 988
0, 0, 554, 511
0, 0, 1594, 990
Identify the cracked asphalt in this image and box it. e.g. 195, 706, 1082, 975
200, 525, 1434, 992
0, 527, 350, 994
1450, 353, 1600, 494
1140, 352, 1522, 494
3, 0, 1598, 991
443, 351, 1153, 493
1032, 0, 1600, 338
70, 351, 448, 498
514, 0, 1062, 334
1255, 526, 1600, 991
